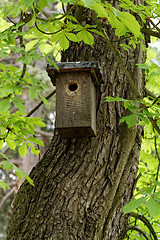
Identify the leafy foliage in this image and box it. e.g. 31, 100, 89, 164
0, 0, 160, 239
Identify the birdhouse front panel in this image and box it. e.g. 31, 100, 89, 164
47, 61, 104, 138
56, 71, 96, 138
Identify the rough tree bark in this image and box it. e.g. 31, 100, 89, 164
7, 1, 147, 240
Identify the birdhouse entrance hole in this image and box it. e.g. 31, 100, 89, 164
68, 82, 78, 92
47, 61, 104, 138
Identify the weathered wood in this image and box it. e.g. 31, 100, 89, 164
55, 71, 96, 138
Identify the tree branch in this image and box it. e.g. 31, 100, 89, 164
130, 212, 158, 240
154, 135, 160, 192
146, 89, 157, 100
141, 27, 160, 39
26, 89, 56, 117
34, 129, 53, 137
35, 21, 62, 35
127, 226, 150, 240
152, 95, 160, 106
0, 187, 16, 212
19, 12, 27, 80
149, 19, 160, 33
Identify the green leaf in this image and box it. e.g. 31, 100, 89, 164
77, 30, 94, 46
0, 140, 4, 150
119, 12, 141, 37
27, 136, 44, 146
22, 0, 34, 8
109, 12, 127, 37
123, 197, 147, 214
2, 160, 13, 171
0, 153, 10, 161
137, 113, 149, 124
5, 138, 16, 150
39, 43, 53, 54
29, 117, 46, 127
18, 142, 27, 157
0, 180, 10, 190
37, 0, 48, 11
0, 98, 10, 113
65, 32, 78, 42
92, 3, 108, 18
119, 114, 137, 127
23, 56, 32, 65
59, 33, 69, 50
89, 29, 105, 37
51, 32, 62, 43
25, 39, 39, 51
28, 142, 40, 155
7, 65, 19, 72
39, 94, 48, 105
13, 100, 26, 113
23, 174, 34, 186
146, 197, 160, 216
12, 165, 34, 186
81, 0, 94, 8
29, 88, 38, 99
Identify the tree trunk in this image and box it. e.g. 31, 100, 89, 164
7, 3, 146, 240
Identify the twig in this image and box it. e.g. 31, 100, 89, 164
154, 135, 160, 192
152, 95, 160, 106
62, 3, 66, 13
130, 212, 158, 240
2, 13, 33, 34
149, 19, 160, 33
147, 113, 160, 135
35, 21, 63, 35
141, 27, 160, 39
19, 12, 27, 80
0, 187, 16, 212
26, 89, 56, 117
146, 89, 157, 100
7, 16, 16, 25
127, 226, 150, 240
34, 129, 53, 137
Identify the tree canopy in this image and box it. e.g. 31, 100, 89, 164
0, 0, 160, 239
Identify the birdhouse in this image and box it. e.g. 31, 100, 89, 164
47, 61, 104, 138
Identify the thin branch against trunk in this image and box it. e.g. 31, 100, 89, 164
130, 212, 158, 240
34, 129, 53, 137
154, 135, 160, 192
141, 27, 160, 38
0, 187, 16, 212
127, 226, 150, 240
146, 89, 157, 99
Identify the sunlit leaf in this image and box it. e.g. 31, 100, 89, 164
18, 142, 28, 157
146, 197, 160, 216
123, 197, 147, 214
0, 98, 10, 113
0, 180, 11, 190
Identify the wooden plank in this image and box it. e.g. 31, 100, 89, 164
56, 71, 96, 138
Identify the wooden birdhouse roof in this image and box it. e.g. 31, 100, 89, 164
47, 61, 104, 86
